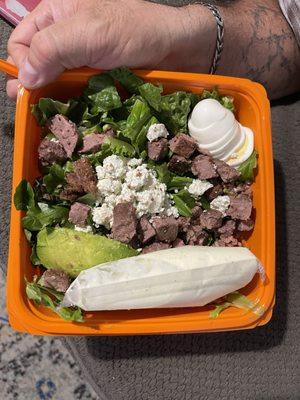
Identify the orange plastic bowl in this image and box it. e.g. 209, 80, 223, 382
7, 69, 275, 335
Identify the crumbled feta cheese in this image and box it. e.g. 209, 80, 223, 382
102, 155, 127, 179
97, 178, 122, 196
92, 155, 179, 227
92, 203, 114, 229
74, 225, 93, 233
165, 206, 180, 218
188, 179, 213, 197
210, 195, 231, 215
95, 165, 106, 180
146, 123, 169, 142
118, 185, 136, 203
105, 194, 118, 207
136, 184, 166, 217
125, 165, 154, 190
127, 158, 143, 168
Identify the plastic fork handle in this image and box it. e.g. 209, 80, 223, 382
0, 59, 18, 78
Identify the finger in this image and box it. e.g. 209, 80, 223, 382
6, 79, 19, 100
8, 1, 54, 69
18, 16, 89, 89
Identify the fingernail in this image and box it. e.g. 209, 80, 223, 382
19, 60, 39, 88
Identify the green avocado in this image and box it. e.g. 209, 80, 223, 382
36, 228, 138, 277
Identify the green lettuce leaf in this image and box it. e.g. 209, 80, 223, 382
122, 99, 153, 151
22, 204, 69, 231
85, 73, 115, 94
209, 291, 265, 319
31, 98, 77, 125
78, 124, 102, 137
209, 302, 231, 319
148, 162, 171, 185
172, 189, 196, 217
14, 179, 35, 211
159, 92, 194, 134
200, 196, 210, 210
77, 193, 97, 206
167, 175, 193, 191
102, 137, 136, 158
135, 116, 158, 155
237, 150, 258, 182
26, 278, 84, 322
30, 245, 41, 265
89, 86, 122, 114
63, 161, 74, 174
201, 89, 234, 112
109, 67, 144, 94
43, 163, 65, 194
139, 82, 163, 111
226, 291, 265, 316
88, 136, 136, 165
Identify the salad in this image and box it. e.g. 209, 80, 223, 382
14, 68, 258, 322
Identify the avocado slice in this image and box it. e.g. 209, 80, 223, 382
36, 227, 138, 277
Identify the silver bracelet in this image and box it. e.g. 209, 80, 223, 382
194, 2, 224, 74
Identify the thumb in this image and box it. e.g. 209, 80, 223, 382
18, 17, 88, 89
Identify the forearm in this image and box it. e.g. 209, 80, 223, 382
162, 0, 300, 99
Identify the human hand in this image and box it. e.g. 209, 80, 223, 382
7, 0, 213, 99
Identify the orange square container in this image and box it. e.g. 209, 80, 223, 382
6, 69, 275, 335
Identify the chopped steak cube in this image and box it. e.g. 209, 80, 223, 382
152, 217, 179, 243
168, 155, 190, 175
227, 194, 252, 220
191, 205, 203, 221
237, 219, 254, 232
60, 158, 97, 201
47, 114, 78, 158
73, 158, 97, 194
185, 225, 208, 245
200, 210, 223, 230
41, 269, 70, 293
79, 131, 114, 154
214, 234, 241, 247
218, 219, 236, 235
177, 217, 191, 233
147, 138, 169, 161
172, 238, 185, 247
112, 202, 137, 244
213, 159, 241, 183
138, 216, 156, 245
191, 155, 218, 179
234, 182, 253, 197
169, 134, 197, 158
206, 183, 223, 201
68, 202, 91, 227
38, 138, 67, 167
141, 242, 170, 254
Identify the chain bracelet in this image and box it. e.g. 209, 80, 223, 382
194, 2, 224, 74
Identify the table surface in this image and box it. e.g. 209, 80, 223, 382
0, 10, 300, 400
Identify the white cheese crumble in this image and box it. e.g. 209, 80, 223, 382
92, 203, 114, 229
97, 178, 122, 197
127, 158, 143, 168
92, 155, 178, 228
210, 195, 230, 215
74, 225, 93, 233
188, 179, 213, 197
146, 123, 169, 142
101, 155, 127, 179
